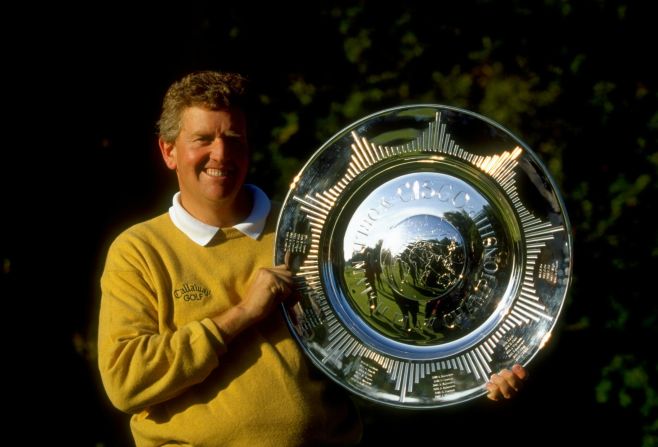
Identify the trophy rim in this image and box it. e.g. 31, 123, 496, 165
275, 104, 573, 409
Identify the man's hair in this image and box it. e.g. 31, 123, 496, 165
157, 71, 248, 143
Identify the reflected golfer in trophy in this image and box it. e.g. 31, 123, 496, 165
276, 105, 572, 408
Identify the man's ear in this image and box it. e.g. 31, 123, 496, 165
159, 137, 177, 170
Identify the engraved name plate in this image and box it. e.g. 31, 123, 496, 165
275, 105, 572, 408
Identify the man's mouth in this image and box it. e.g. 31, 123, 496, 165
204, 168, 232, 177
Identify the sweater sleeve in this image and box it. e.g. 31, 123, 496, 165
97, 238, 227, 414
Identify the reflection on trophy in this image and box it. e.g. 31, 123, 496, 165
275, 105, 572, 408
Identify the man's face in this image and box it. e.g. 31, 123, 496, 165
161, 106, 249, 217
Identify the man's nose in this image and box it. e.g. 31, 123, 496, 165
209, 137, 228, 159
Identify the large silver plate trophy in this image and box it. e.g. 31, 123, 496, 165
275, 105, 572, 408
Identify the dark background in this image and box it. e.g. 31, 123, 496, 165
2, 1, 656, 445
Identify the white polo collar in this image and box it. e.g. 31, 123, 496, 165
168, 184, 271, 246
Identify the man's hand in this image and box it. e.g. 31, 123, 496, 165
486, 364, 527, 401
239, 265, 293, 323
211, 264, 292, 343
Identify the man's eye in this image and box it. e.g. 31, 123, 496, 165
195, 136, 214, 143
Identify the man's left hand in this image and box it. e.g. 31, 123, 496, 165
486, 364, 527, 401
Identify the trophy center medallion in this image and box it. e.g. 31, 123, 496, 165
381, 214, 465, 301
338, 171, 509, 347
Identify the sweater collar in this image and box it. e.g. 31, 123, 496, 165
168, 184, 271, 246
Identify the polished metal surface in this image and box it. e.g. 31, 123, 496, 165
275, 105, 572, 408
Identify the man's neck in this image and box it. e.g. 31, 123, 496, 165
181, 187, 253, 228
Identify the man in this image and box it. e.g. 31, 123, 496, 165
98, 71, 526, 447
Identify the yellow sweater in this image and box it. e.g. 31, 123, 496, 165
98, 210, 361, 446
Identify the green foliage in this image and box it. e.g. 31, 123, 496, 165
597, 355, 658, 446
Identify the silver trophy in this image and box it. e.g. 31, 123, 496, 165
275, 105, 572, 408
